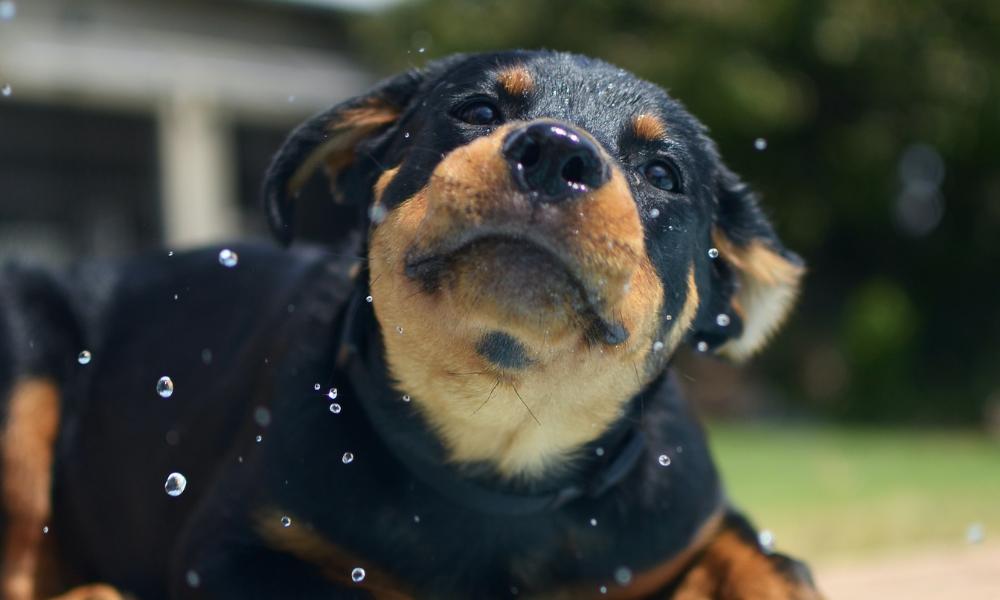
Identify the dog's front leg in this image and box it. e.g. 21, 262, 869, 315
667, 512, 824, 600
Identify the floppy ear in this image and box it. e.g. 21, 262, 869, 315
695, 166, 805, 361
262, 68, 427, 245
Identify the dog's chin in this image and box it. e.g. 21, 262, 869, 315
405, 237, 626, 345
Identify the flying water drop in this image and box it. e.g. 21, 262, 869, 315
218, 249, 238, 268
156, 376, 174, 398
164, 472, 187, 497
77, 350, 92, 365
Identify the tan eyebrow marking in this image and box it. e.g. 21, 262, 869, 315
633, 113, 667, 141
497, 65, 534, 97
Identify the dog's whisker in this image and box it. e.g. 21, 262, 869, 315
472, 378, 501, 415
510, 383, 541, 427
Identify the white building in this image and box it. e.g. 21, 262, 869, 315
0, 0, 377, 264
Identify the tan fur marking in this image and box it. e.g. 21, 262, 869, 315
497, 65, 534, 97
1, 378, 60, 600
369, 122, 667, 478
632, 113, 667, 141
256, 511, 414, 600
373, 165, 401, 204
49, 584, 126, 600
712, 229, 804, 361
288, 101, 400, 198
673, 527, 824, 600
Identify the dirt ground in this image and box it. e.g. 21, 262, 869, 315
817, 544, 1000, 600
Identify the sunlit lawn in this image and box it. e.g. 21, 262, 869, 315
708, 425, 1000, 562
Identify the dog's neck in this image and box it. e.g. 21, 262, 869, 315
337, 288, 660, 487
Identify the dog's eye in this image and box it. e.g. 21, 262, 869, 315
643, 160, 683, 193
455, 100, 502, 126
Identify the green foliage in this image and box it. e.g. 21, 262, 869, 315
348, 0, 1000, 423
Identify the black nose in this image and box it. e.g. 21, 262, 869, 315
502, 122, 609, 202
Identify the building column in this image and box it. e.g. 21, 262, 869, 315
156, 93, 237, 247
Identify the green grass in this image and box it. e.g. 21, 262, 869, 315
707, 424, 1000, 561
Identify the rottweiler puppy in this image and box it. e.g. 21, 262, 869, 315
0, 50, 820, 599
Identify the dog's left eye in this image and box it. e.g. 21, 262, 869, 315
643, 159, 683, 193
455, 100, 503, 126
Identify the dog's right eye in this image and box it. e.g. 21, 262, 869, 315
454, 100, 503, 126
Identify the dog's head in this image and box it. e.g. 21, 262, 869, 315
264, 51, 804, 476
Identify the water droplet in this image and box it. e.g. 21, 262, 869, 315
201, 348, 212, 364
173, 293, 179, 301
77, 350, 92, 365
167, 250, 174, 257
648, 208, 660, 218
589, 518, 598, 526
255, 434, 263, 443
185, 570, 201, 588
313, 383, 321, 391
613, 566, 632, 586
966, 522, 985, 544
254, 407, 271, 427
42, 525, 49, 534
595, 447, 605, 456
156, 376, 174, 398
665, 314, 673, 321
657, 454, 671, 467
716, 314, 731, 327
1, 84, 11, 97
365, 295, 373, 303
395, 326, 404, 335
280, 515, 292, 527
0, 1, 17, 21
402, 394, 411, 403
342, 452, 354, 464
413, 515, 421, 523
652, 341, 664, 352
368, 204, 387, 224
218, 248, 238, 268
327, 387, 338, 400
164, 472, 187, 497
696, 341, 709, 352
754, 137, 768, 151
417, 47, 426, 54
599, 586, 608, 594
758, 529, 775, 552
329, 403, 341, 414
351, 567, 366, 583
707, 248, 719, 259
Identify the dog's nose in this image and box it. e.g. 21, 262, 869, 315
502, 122, 609, 202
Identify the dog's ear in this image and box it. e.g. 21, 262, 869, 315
692, 166, 805, 361
262, 61, 447, 244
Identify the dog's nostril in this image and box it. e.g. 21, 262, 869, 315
518, 137, 542, 169
561, 155, 586, 186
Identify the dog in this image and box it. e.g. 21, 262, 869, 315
0, 50, 820, 599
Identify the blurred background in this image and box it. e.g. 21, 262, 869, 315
1, 0, 998, 596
